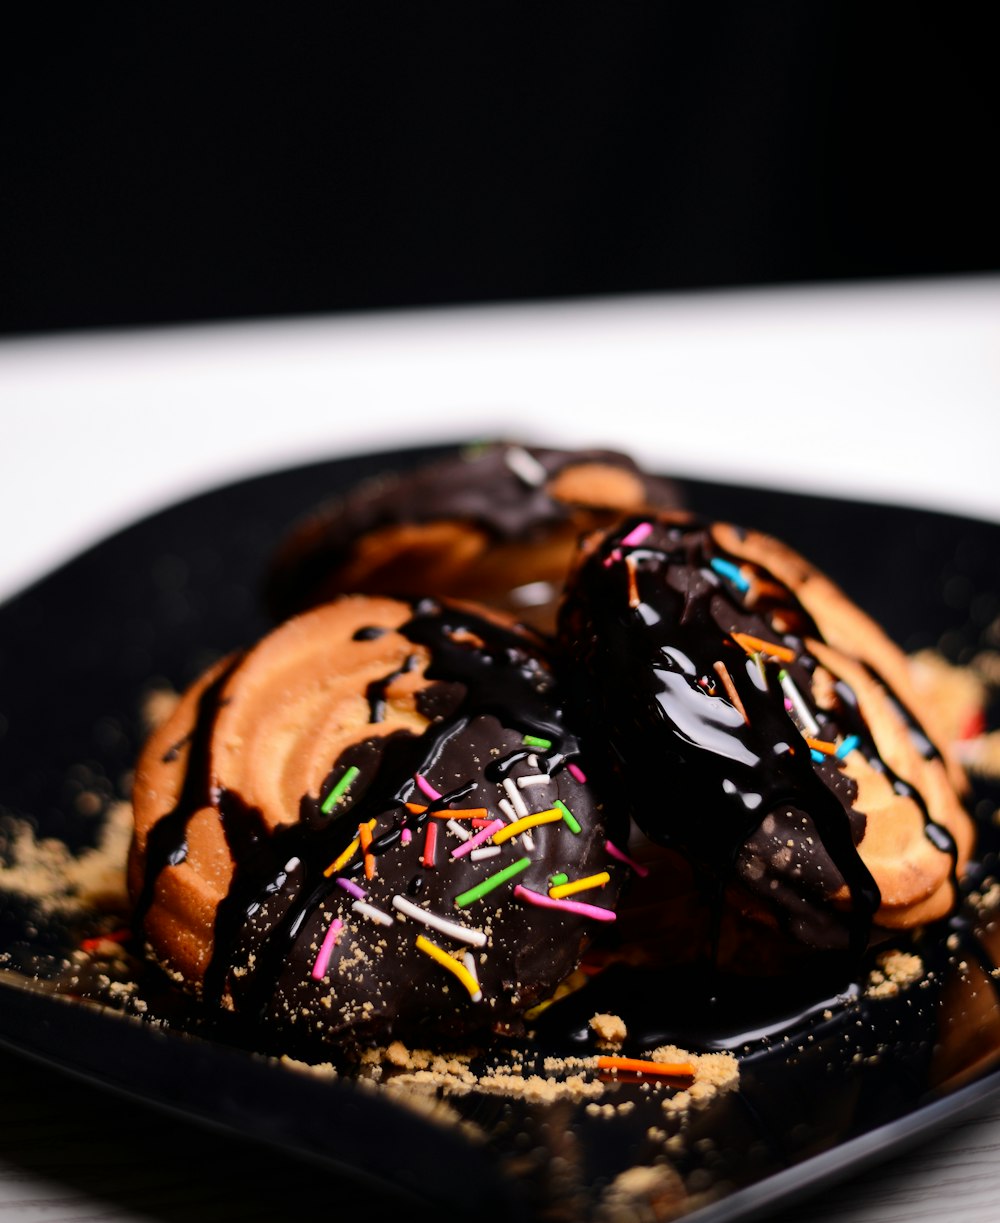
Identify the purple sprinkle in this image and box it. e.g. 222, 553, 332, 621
336, 877, 367, 901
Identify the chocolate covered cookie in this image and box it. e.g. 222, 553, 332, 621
129, 596, 625, 1051
266, 443, 682, 632
559, 515, 974, 960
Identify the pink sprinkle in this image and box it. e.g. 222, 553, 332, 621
336, 877, 367, 901
451, 818, 505, 859
784, 698, 794, 713
415, 773, 442, 801
567, 762, 587, 784
602, 548, 623, 568
604, 839, 650, 878
620, 521, 653, 548
311, 918, 343, 980
514, 884, 616, 922
401, 827, 413, 845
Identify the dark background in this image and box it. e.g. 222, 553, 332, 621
2, 6, 998, 337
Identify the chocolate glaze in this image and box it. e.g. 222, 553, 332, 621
133, 598, 626, 1052
558, 516, 960, 957
264, 443, 682, 623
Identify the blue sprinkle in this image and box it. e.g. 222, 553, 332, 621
810, 749, 825, 764
709, 557, 750, 592
836, 734, 860, 759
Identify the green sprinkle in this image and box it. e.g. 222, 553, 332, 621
522, 734, 553, 750
455, 857, 531, 908
549, 872, 569, 887
555, 799, 581, 835
321, 765, 360, 814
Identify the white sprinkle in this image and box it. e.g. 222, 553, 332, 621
504, 445, 547, 487
780, 671, 820, 736
517, 774, 550, 788
351, 900, 394, 926
391, 896, 487, 946
283, 857, 301, 872
508, 580, 555, 608
503, 777, 530, 818
446, 819, 472, 841
522, 831, 536, 852
527, 753, 539, 769
470, 846, 502, 862
499, 798, 519, 823
463, 950, 481, 986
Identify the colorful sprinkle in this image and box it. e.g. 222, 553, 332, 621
567, 762, 588, 784
625, 554, 641, 609
554, 799, 582, 835
321, 765, 360, 814
492, 808, 563, 844
351, 900, 394, 926
432, 807, 489, 820
810, 749, 824, 763
405, 802, 428, 814
452, 818, 506, 859
415, 934, 483, 1001
359, 821, 375, 880
522, 734, 552, 749
732, 632, 796, 664
323, 819, 377, 876
517, 774, 551, 788
714, 660, 749, 724
836, 734, 860, 759
391, 895, 488, 946
549, 871, 611, 899
311, 917, 343, 980
602, 548, 623, 568
620, 521, 653, 548
454, 857, 531, 908
596, 1056, 694, 1079
548, 872, 569, 887
513, 884, 616, 922
401, 827, 412, 846
778, 669, 820, 736
502, 777, 529, 818
470, 846, 501, 862
422, 822, 439, 868
805, 737, 836, 755
604, 839, 649, 877
335, 877, 367, 901
709, 557, 750, 592
504, 445, 547, 488
415, 773, 442, 801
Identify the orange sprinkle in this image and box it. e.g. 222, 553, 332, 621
625, 553, 641, 609
596, 1056, 695, 1078
359, 822, 376, 880
731, 632, 796, 664
430, 807, 489, 821
405, 802, 428, 814
714, 660, 749, 724
805, 737, 837, 755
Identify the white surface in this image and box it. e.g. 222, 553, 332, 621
1, 279, 999, 1222
1, 275, 998, 603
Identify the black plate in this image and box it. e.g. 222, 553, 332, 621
2, 444, 999, 1222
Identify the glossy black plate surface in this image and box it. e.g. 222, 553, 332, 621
2, 443, 999, 1222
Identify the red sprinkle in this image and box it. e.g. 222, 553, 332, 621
422, 821, 439, 868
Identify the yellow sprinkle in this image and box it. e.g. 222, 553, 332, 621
323, 818, 377, 877
549, 871, 611, 900
491, 808, 563, 845
415, 935, 482, 1001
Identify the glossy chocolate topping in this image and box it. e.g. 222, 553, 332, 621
265, 443, 682, 630
559, 516, 973, 956
129, 596, 625, 1050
